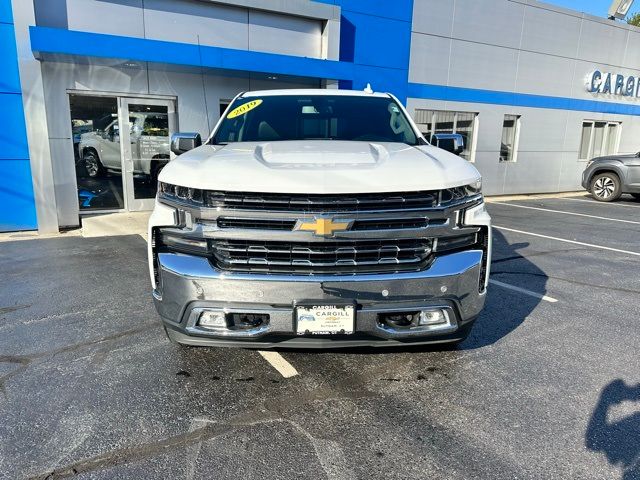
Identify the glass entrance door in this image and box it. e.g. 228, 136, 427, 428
71, 94, 127, 211
119, 98, 176, 211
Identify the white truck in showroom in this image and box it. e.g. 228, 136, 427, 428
148, 89, 491, 348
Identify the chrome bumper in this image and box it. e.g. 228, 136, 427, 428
153, 249, 486, 348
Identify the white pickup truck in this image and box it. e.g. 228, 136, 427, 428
148, 89, 491, 348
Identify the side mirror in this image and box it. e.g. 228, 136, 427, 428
171, 132, 202, 155
432, 133, 464, 156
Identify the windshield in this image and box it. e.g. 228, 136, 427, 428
211, 95, 419, 145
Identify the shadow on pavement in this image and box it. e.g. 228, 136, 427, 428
459, 229, 547, 350
586, 379, 640, 480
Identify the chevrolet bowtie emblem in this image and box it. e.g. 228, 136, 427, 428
296, 217, 353, 236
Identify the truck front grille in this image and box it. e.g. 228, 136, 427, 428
211, 238, 433, 274
156, 188, 484, 276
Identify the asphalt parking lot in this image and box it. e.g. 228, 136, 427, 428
0, 194, 638, 480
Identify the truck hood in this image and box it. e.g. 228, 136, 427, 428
159, 140, 481, 193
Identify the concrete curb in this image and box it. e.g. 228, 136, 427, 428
484, 191, 585, 202
81, 212, 150, 238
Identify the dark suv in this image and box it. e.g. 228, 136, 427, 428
582, 153, 640, 202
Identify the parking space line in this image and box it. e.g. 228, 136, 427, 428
489, 279, 558, 303
492, 202, 640, 225
562, 197, 640, 209
258, 351, 299, 378
494, 225, 640, 257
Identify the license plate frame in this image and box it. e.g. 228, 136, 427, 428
294, 302, 356, 336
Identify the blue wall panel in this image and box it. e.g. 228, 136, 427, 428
320, 0, 414, 102
0, 23, 22, 93
30, 26, 354, 82
30, 26, 202, 67
0, 0, 12, 25
339, 11, 410, 70
0, 93, 30, 160
350, 65, 409, 101
0, 0, 38, 232
408, 82, 640, 117
0, 159, 38, 231
200, 42, 354, 81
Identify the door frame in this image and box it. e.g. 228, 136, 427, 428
68, 90, 178, 215
119, 97, 177, 211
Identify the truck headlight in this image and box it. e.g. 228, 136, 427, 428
442, 179, 482, 203
158, 182, 204, 204
465, 179, 482, 195
158, 181, 172, 194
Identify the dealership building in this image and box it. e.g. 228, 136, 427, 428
2, 0, 640, 232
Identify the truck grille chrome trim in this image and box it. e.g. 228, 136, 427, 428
215, 216, 434, 232
160, 189, 443, 212
216, 217, 296, 230
211, 239, 433, 274
206, 190, 439, 211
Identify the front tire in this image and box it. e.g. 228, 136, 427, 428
590, 172, 622, 202
84, 150, 104, 178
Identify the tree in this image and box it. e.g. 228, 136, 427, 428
628, 12, 640, 27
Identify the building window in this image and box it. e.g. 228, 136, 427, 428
499, 114, 520, 162
219, 100, 231, 118
414, 109, 478, 161
579, 121, 621, 160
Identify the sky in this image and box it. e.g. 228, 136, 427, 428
546, 0, 639, 18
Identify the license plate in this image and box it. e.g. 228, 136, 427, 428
295, 304, 355, 335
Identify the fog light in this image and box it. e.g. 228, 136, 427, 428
197, 311, 227, 330
418, 309, 448, 326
